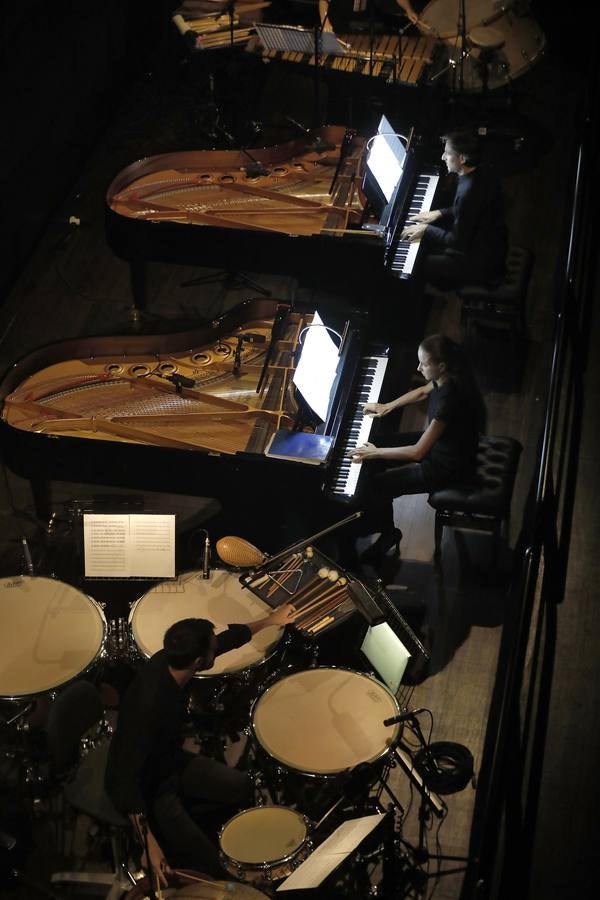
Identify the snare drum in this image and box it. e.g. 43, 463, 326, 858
0, 576, 106, 701
129, 570, 284, 680
251, 668, 400, 777
219, 806, 311, 883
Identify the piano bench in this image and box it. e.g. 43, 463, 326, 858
428, 435, 522, 565
458, 246, 534, 339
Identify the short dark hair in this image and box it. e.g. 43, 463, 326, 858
163, 618, 215, 669
442, 130, 481, 167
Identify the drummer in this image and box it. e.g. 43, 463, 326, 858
104, 604, 296, 887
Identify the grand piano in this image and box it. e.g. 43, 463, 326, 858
0, 298, 402, 543
2, 122, 436, 544
105, 122, 440, 312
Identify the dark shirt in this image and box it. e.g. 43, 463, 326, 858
421, 379, 485, 487
105, 624, 251, 814
425, 167, 507, 281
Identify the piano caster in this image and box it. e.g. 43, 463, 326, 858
129, 306, 143, 326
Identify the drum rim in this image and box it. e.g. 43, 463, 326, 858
250, 665, 401, 777
219, 805, 310, 869
0, 575, 107, 701
128, 568, 286, 677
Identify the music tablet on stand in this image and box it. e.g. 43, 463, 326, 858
254, 23, 347, 56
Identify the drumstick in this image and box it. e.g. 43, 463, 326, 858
289, 568, 329, 605
293, 578, 347, 620
298, 588, 349, 629
292, 567, 337, 607
172, 868, 218, 887
292, 579, 341, 617
307, 616, 335, 634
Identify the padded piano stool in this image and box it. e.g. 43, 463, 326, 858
459, 246, 534, 340
428, 435, 522, 568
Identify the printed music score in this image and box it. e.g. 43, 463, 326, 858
83, 514, 176, 579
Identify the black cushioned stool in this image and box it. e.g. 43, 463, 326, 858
428, 435, 522, 564
459, 246, 533, 338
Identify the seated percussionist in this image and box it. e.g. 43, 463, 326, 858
104, 605, 295, 887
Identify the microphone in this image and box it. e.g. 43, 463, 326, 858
306, 136, 336, 153
165, 373, 196, 389
202, 532, 211, 579
383, 708, 426, 727
245, 161, 270, 178
21, 537, 34, 576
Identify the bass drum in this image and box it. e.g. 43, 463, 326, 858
419, 0, 546, 91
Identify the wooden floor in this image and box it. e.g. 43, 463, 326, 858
0, 21, 598, 900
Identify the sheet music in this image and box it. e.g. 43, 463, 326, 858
83, 514, 175, 578
277, 814, 385, 890
254, 23, 347, 55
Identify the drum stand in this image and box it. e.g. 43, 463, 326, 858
376, 725, 472, 887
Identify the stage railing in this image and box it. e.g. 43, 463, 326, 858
460, 65, 599, 899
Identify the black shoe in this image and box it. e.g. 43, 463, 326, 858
360, 528, 403, 566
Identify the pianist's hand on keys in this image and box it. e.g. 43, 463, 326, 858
401, 208, 443, 242
362, 401, 393, 418
346, 441, 378, 462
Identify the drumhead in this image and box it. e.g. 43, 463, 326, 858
0, 576, 106, 699
129, 570, 283, 676
220, 806, 307, 865
252, 668, 400, 775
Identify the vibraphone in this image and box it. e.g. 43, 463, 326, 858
172, 1, 269, 49
241, 546, 358, 636
250, 33, 438, 85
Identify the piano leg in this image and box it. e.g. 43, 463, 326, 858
31, 477, 53, 525
129, 258, 148, 320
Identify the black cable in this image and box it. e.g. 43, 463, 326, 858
413, 741, 474, 795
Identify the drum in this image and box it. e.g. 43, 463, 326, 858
124, 868, 270, 898
0, 576, 106, 700
219, 806, 311, 883
251, 668, 401, 777
419, 0, 546, 91
129, 570, 284, 681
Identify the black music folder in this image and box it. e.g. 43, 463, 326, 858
265, 429, 334, 464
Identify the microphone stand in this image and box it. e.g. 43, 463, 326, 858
451, 0, 468, 101
313, 14, 325, 128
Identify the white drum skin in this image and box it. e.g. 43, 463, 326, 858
129, 570, 284, 678
0, 575, 106, 700
251, 667, 401, 776
219, 806, 310, 882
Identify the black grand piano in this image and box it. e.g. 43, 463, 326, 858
0, 297, 413, 548
104, 120, 441, 313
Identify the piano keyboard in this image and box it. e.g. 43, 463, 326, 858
389, 172, 439, 277
327, 353, 388, 500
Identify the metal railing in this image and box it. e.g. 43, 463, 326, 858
459, 66, 599, 900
